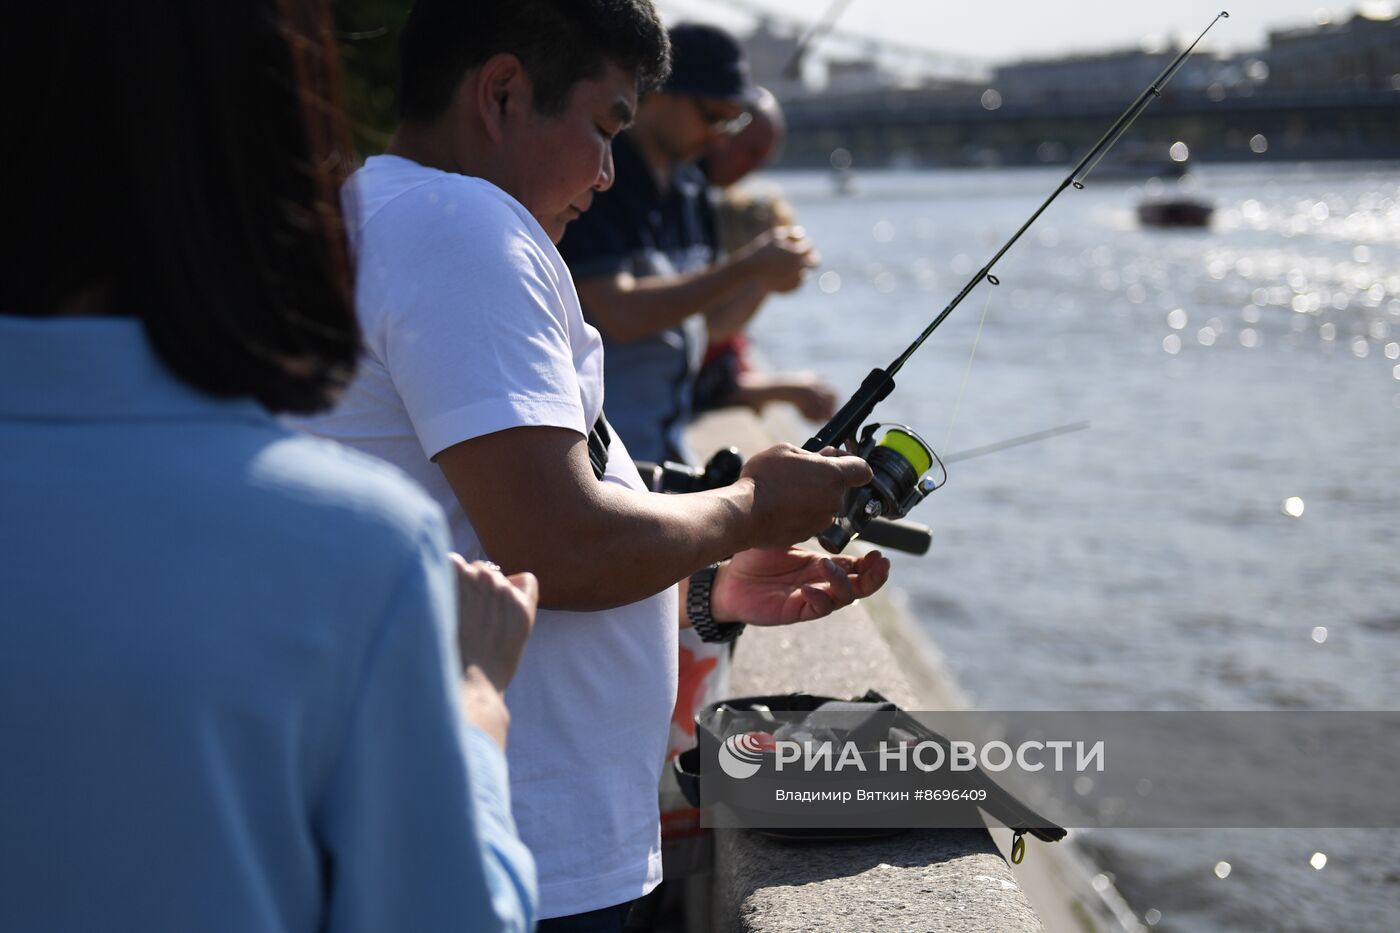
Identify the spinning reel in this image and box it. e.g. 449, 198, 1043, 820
818, 424, 945, 553
637, 443, 936, 555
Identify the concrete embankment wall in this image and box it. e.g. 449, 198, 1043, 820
686, 407, 1138, 933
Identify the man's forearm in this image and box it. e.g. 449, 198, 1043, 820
517, 478, 756, 611
704, 280, 767, 342
438, 428, 864, 616
578, 254, 759, 343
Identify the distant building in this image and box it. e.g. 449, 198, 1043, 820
1265, 10, 1400, 91
991, 46, 1224, 106
760, 5, 1400, 167
826, 55, 897, 95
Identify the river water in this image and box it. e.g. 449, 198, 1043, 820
745, 163, 1400, 931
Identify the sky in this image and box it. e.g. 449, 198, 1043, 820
655, 0, 1396, 66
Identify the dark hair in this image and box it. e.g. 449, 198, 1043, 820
0, 0, 360, 415
398, 0, 671, 121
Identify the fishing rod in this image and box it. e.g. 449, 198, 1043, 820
806, 12, 1229, 552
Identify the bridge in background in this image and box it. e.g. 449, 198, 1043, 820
775, 88, 1400, 169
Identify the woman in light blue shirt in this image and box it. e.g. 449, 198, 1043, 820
0, 2, 537, 931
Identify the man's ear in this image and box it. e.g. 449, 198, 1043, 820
471, 52, 531, 144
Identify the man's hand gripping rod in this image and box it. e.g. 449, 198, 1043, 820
802, 12, 1229, 553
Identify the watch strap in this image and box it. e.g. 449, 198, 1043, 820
686, 562, 745, 643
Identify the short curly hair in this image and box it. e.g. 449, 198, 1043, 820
399, 0, 671, 121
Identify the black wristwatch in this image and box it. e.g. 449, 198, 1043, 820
687, 562, 745, 643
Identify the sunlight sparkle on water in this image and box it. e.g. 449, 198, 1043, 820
1283, 497, 1305, 518
1144, 908, 1162, 926
1214, 861, 1232, 879
1167, 308, 1187, 330
1312, 626, 1328, 644
1163, 334, 1181, 354
1310, 852, 1328, 869
818, 271, 841, 294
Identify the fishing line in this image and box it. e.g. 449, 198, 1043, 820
942, 283, 997, 454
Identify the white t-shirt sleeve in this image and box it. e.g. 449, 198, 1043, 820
359, 181, 588, 460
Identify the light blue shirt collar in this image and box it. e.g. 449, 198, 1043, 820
0, 315, 270, 424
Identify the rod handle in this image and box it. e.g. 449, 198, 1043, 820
858, 517, 932, 555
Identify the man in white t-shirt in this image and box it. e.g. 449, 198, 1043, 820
299, 1, 891, 927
